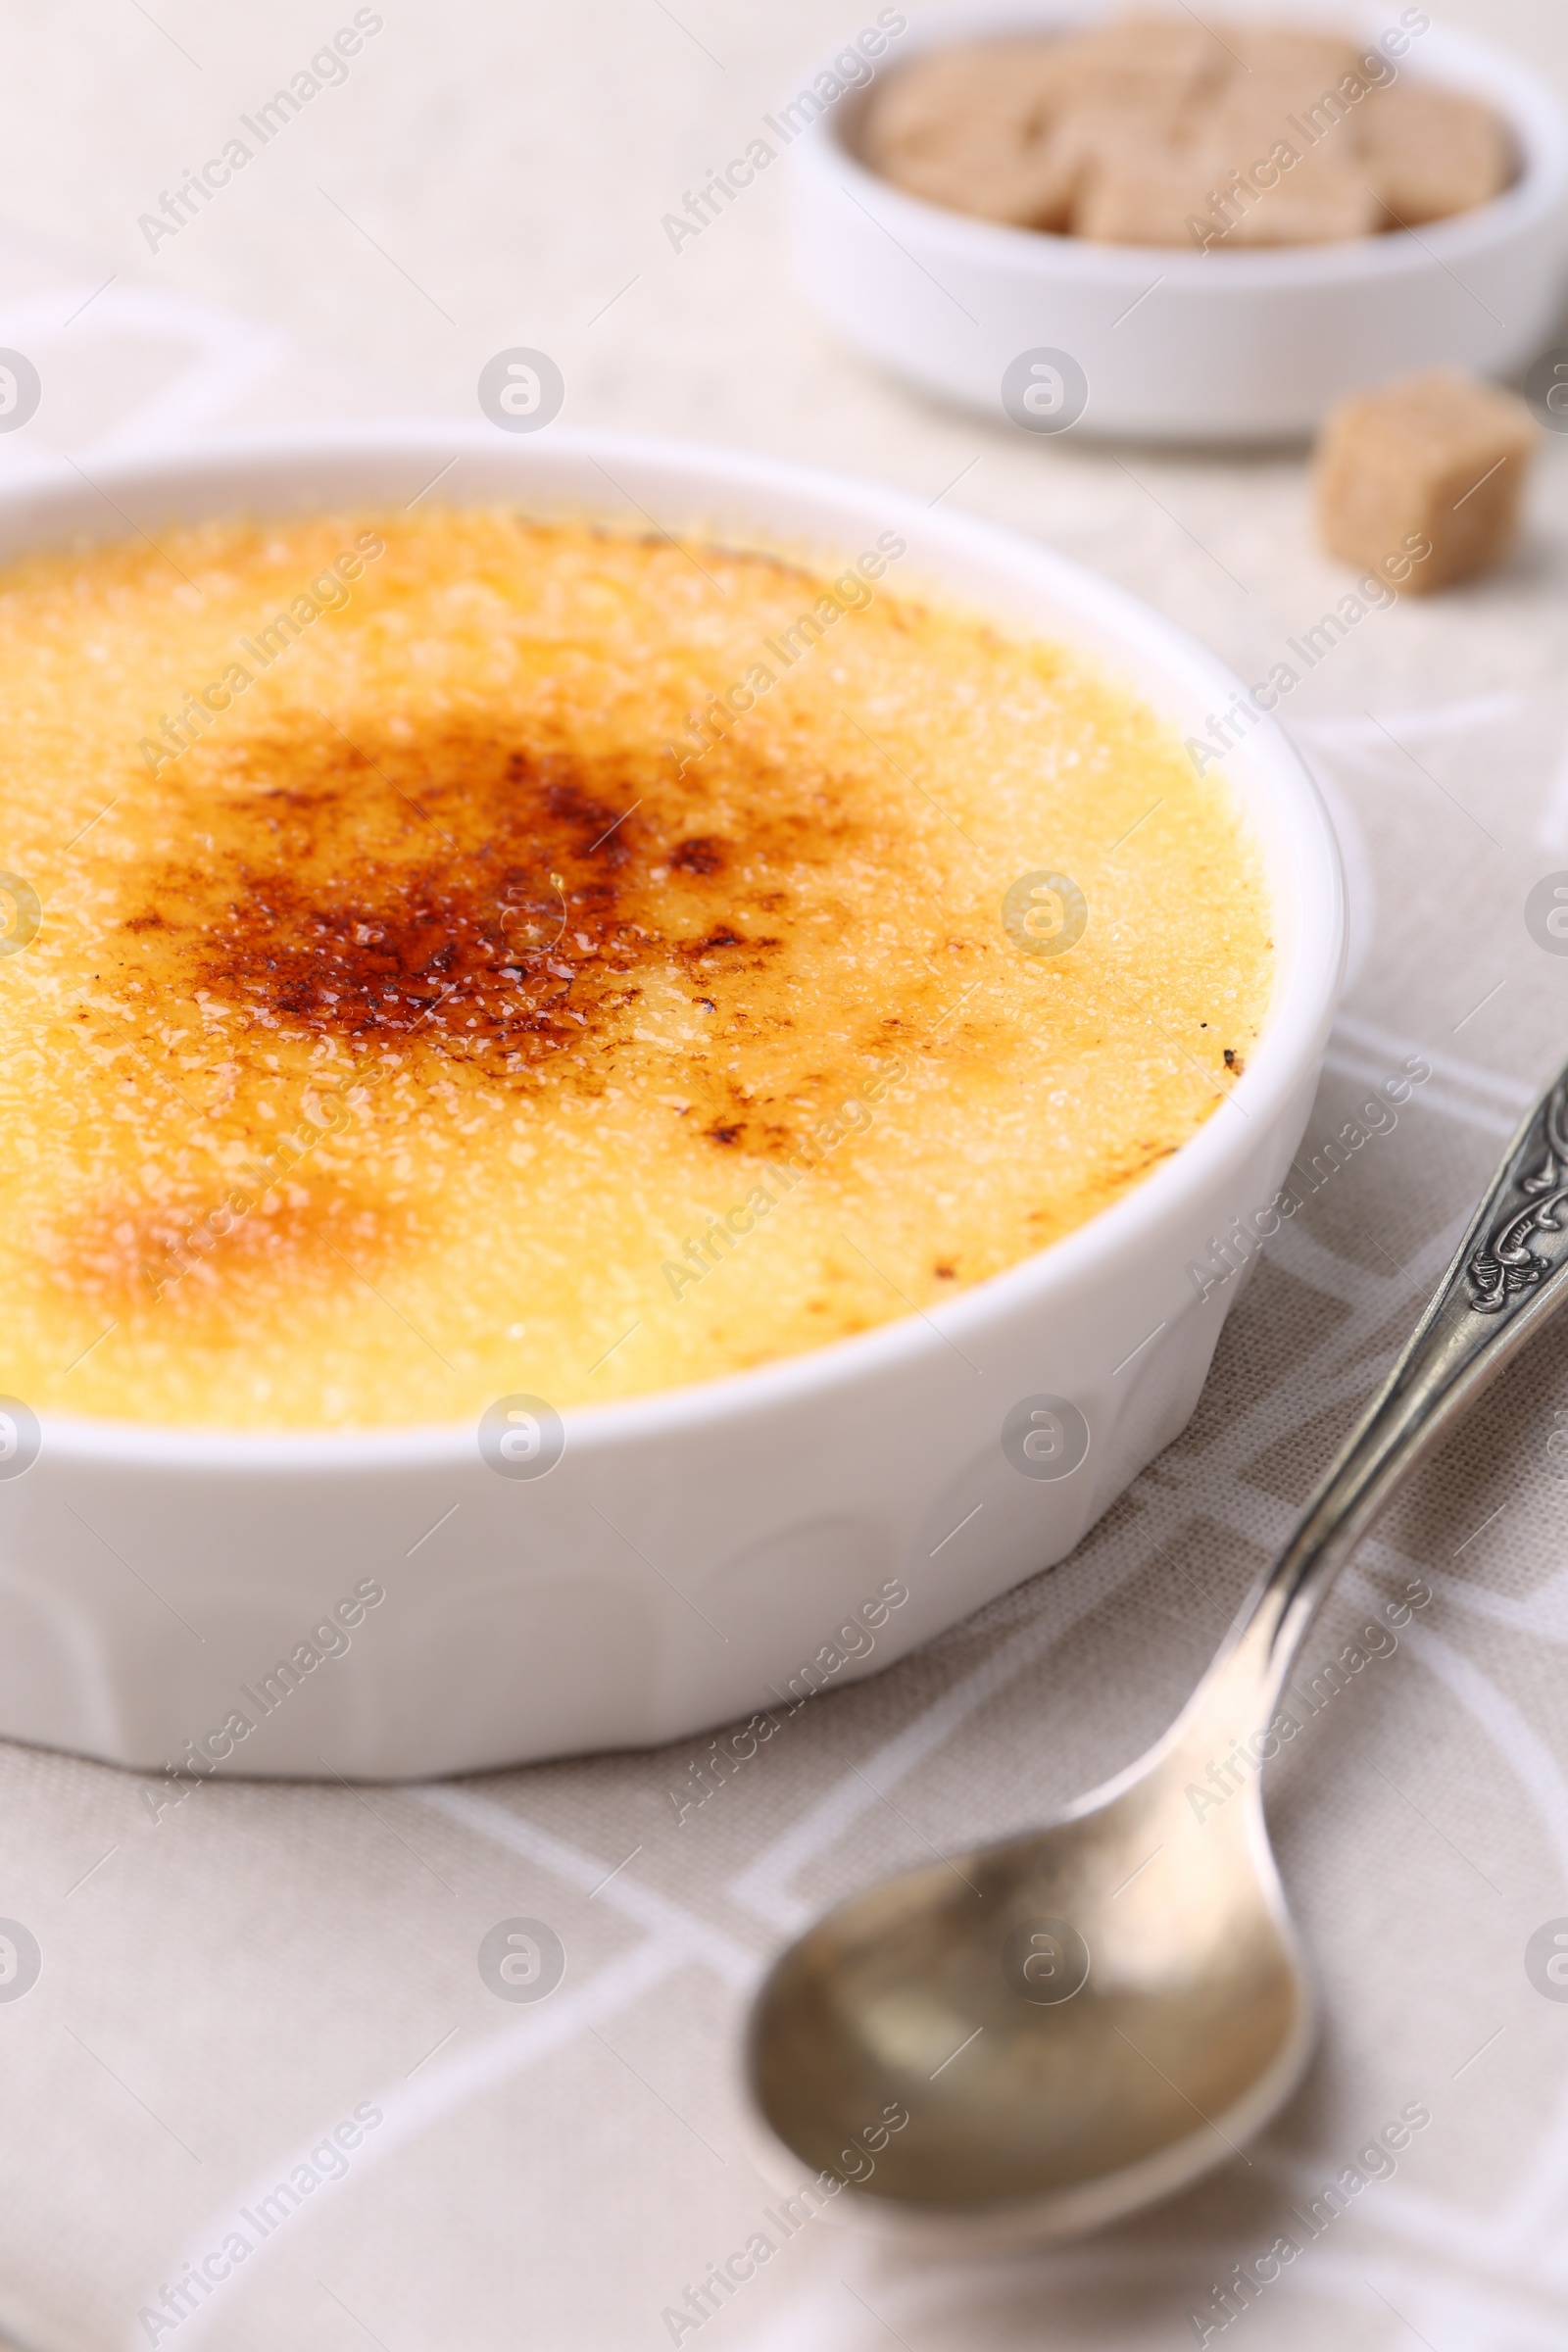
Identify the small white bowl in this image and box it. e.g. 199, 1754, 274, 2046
0, 425, 1343, 1781
791, 6, 1568, 441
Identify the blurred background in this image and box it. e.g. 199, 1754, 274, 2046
0, 0, 1561, 718
2, 0, 1564, 622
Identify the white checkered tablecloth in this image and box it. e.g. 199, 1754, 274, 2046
0, 1, 1566, 2345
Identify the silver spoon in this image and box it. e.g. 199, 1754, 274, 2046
746, 1055, 1568, 2243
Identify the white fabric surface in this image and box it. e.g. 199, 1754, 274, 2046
0, 2, 1566, 2346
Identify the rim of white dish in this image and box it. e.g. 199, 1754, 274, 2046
807, 5, 1568, 284
10, 421, 1346, 1468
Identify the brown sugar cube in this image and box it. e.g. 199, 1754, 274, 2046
1314, 370, 1538, 592
863, 40, 1083, 226
1358, 85, 1514, 226
1061, 13, 1223, 74
1202, 70, 1365, 170
1052, 15, 1229, 111
1043, 87, 1200, 223
1208, 147, 1381, 246
862, 40, 1071, 161
876, 125, 1081, 230
1213, 24, 1365, 89
1051, 86, 1192, 161
1079, 138, 1377, 249
1200, 28, 1389, 167
1072, 140, 1234, 246
1191, 85, 1372, 246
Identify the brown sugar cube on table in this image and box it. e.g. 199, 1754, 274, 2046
1314, 371, 1538, 593
1358, 85, 1515, 226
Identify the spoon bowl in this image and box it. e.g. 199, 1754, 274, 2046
749, 1628, 1309, 2238
747, 1058, 1568, 2238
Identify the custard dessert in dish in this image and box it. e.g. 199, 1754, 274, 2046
0, 509, 1270, 1429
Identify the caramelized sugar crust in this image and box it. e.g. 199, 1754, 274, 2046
0, 511, 1272, 1428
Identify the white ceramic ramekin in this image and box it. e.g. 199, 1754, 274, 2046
0, 425, 1343, 1781
791, 6, 1568, 441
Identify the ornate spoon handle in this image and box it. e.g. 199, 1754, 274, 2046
1227, 1059, 1568, 1697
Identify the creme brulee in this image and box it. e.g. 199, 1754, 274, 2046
0, 509, 1270, 1429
